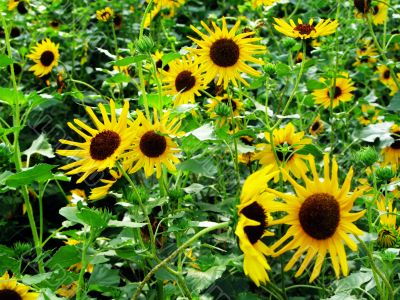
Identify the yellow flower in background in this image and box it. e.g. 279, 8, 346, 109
357, 104, 380, 125
67, 189, 87, 206
251, 0, 280, 8
0, 271, 39, 300
162, 55, 207, 106
376, 197, 398, 248
266, 154, 366, 282
56, 281, 77, 298
312, 75, 355, 108
235, 165, 280, 286
8, 0, 19, 10
254, 123, 312, 182
353, 40, 377, 67
273, 18, 338, 39
309, 115, 324, 136
371, 2, 389, 25
144, 0, 185, 28
89, 169, 122, 200
381, 124, 400, 169
376, 65, 399, 95
123, 110, 182, 178
27, 39, 59, 77
205, 94, 243, 123
57, 100, 131, 183
96, 7, 114, 22
189, 17, 265, 88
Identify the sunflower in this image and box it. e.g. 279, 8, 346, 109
376, 197, 398, 248
266, 154, 366, 282
254, 123, 312, 182
381, 124, 400, 169
371, 2, 388, 25
27, 39, 59, 77
294, 52, 304, 64
312, 75, 355, 108
376, 65, 398, 94
152, 50, 170, 73
205, 93, 243, 123
189, 17, 265, 89
357, 104, 380, 125
0, 272, 39, 300
273, 18, 338, 39
353, 41, 377, 67
96, 7, 114, 22
123, 110, 182, 178
57, 100, 131, 183
251, 0, 280, 8
67, 189, 87, 206
113, 13, 123, 29
162, 55, 206, 106
89, 169, 122, 200
7, 0, 19, 10
235, 165, 280, 286
238, 136, 256, 165
309, 115, 324, 136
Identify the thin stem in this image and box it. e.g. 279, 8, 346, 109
131, 222, 229, 300
76, 230, 94, 300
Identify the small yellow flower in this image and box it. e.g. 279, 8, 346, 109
96, 7, 114, 22
273, 18, 338, 39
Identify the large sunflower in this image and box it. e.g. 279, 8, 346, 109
57, 100, 131, 183
27, 39, 59, 77
0, 272, 39, 300
189, 17, 265, 89
254, 123, 312, 182
312, 75, 355, 108
162, 55, 206, 106
273, 18, 338, 39
235, 165, 280, 286
382, 124, 400, 169
123, 110, 182, 178
266, 154, 366, 282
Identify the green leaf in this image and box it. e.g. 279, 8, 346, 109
106, 73, 131, 83
46, 245, 81, 269
138, 93, 172, 110
189, 123, 216, 141
76, 208, 110, 229
0, 255, 19, 273
306, 79, 326, 90
186, 265, 226, 293
22, 273, 53, 285
275, 63, 291, 77
161, 53, 180, 66
177, 158, 217, 177
23, 134, 55, 159
387, 92, 400, 111
0, 54, 13, 68
114, 55, 147, 66
108, 220, 146, 228
59, 206, 82, 224
296, 144, 323, 158
88, 265, 120, 288
5, 164, 56, 188
335, 269, 373, 294
0, 87, 25, 106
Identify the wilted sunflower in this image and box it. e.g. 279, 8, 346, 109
57, 100, 131, 183
273, 18, 338, 39
189, 17, 265, 88
205, 94, 243, 122
162, 55, 206, 106
123, 110, 182, 178
27, 39, 59, 77
382, 124, 400, 169
0, 271, 39, 300
89, 169, 122, 200
96, 7, 114, 22
266, 154, 366, 282
357, 104, 380, 125
309, 115, 324, 136
254, 123, 312, 182
235, 165, 280, 286
312, 75, 355, 108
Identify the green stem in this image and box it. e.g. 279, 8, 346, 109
76, 230, 94, 300
132, 222, 229, 300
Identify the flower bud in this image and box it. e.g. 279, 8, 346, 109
136, 36, 155, 53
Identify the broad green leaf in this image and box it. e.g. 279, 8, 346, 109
88, 265, 120, 287
23, 134, 55, 159
335, 269, 373, 294
108, 220, 146, 228
0, 54, 13, 68
76, 208, 109, 228
186, 265, 226, 293
177, 158, 217, 177
22, 273, 52, 285
138, 93, 172, 110
275, 63, 291, 77
161, 52, 181, 66
189, 123, 216, 141
106, 73, 131, 83
59, 207, 82, 224
114, 55, 147, 66
306, 79, 326, 90
296, 144, 323, 158
387, 92, 400, 111
0, 87, 25, 106
46, 245, 81, 269
5, 164, 56, 188
0, 255, 19, 273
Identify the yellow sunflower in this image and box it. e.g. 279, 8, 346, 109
353, 41, 377, 67
205, 93, 243, 123
376, 197, 398, 248
57, 100, 131, 183
235, 165, 280, 286
96, 7, 114, 22
89, 169, 122, 200
123, 110, 182, 178
152, 50, 170, 73
273, 18, 339, 39
309, 115, 324, 136
162, 55, 206, 106
376, 65, 398, 95
0, 272, 39, 300
251, 0, 280, 8
381, 124, 400, 169
238, 136, 256, 165
357, 104, 380, 125
312, 75, 355, 108
189, 17, 265, 89
254, 123, 312, 182
7, 0, 19, 10
27, 39, 60, 77
266, 154, 366, 282
371, 2, 388, 25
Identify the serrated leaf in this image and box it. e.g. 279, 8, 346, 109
23, 134, 55, 159
46, 245, 81, 269
186, 265, 226, 293
5, 164, 55, 187
76, 208, 108, 228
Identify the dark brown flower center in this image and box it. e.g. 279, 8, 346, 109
50, 20, 60, 28
221, 98, 237, 111
175, 70, 196, 92
240, 136, 253, 146
210, 38, 240, 67
311, 121, 321, 131
90, 130, 121, 160
10, 27, 21, 38
373, 5, 379, 14
354, 0, 371, 13
101, 12, 111, 19
40, 50, 55, 67
140, 130, 167, 158
241, 202, 267, 244
390, 132, 400, 149
0, 289, 23, 300
383, 70, 390, 79
299, 193, 340, 240
328, 86, 342, 99
114, 14, 122, 27
17, 1, 28, 14
294, 24, 316, 35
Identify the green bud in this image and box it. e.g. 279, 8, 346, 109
375, 167, 395, 182
264, 62, 276, 77
136, 36, 155, 53
282, 37, 297, 49
356, 147, 379, 166
215, 102, 231, 117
